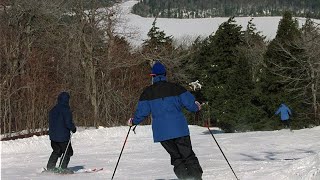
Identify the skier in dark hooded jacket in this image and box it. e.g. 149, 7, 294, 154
47, 92, 76, 172
128, 61, 203, 180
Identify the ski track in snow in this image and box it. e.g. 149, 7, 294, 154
2, 125, 320, 180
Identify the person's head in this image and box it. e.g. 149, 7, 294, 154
57, 91, 70, 105
150, 61, 166, 77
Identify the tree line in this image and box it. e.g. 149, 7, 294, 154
184, 12, 320, 132
132, 0, 320, 19
0, 0, 150, 138
1, 0, 320, 138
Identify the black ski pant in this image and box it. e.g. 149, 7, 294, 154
47, 140, 73, 169
282, 119, 291, 129
160, 135, 203, 180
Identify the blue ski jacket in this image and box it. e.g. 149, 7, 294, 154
49, 92, 76, 142
132, 75, 199, 142
275, 103, 292, 121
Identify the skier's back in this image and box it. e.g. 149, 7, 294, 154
275, 103, 292, 129
47, 92, 76, 172
128, 61, 203, 180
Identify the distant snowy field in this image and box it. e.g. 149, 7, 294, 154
2, 125, 320, 180
119, 1, 320, 47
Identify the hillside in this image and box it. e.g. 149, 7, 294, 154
2, 125, 320, 179
120, 1, 320, 46
132, 0, 320, 19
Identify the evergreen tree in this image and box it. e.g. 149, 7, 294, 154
241, 19, 274, 130
299, 18, 320, 126
193, 18, 256, 132
263, 11, 302, 128
141, 18, 177, 86
243, 18, 266, 83
274, 11, 301, 42
265, 11, 301, 93
142, 18, 173, 55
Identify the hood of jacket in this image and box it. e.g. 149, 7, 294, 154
57, 92, 70, 106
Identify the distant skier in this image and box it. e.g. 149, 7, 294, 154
128, 61, 203, 180
275, 103, 292, 129
47, 92, 76, 173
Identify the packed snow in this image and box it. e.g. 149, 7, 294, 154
118, 1, 320, 47
2, 1, 320, 180
2, 125, 320, 179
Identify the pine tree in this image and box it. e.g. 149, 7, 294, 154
264, 11, 301, 97
241, 19, 274, 130
193, 17, 257, 132
274, 11, 301, 42
299, 18, 320, 126
142, 18, 173, 55
262, 11, 303, 128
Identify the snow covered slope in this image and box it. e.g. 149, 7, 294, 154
2, 125, 320, 180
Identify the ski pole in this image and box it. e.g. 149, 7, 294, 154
59, 132, 73, 168
132, 124, 137, 134
206, 123, 239, 180
111, 126, 132, 180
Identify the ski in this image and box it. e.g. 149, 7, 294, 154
74, 167, 104, 173
42, 167, 103, 174
42, 167, 74, 174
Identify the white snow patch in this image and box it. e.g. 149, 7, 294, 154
2, 125, 320, 179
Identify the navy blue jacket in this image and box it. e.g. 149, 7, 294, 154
132, 75, 199, 142
49, 92, 76, 142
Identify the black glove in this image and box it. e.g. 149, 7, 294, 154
72, 127, 77, 133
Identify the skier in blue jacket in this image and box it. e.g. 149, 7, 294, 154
47, 92, 76, 173
275, 103, 292, 129
128, 61, 203, 180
